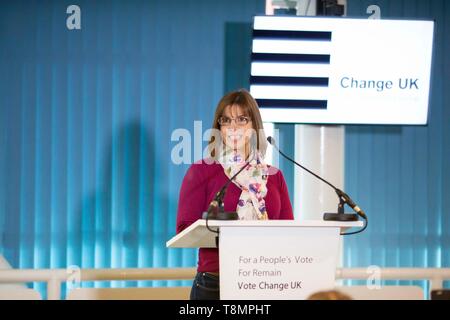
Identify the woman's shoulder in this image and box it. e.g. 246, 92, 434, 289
191, 158, 222, 168
193, 157, 218, 165
266, 165, 286, 185
185, 158, 222, 175
266, 164, 283, 176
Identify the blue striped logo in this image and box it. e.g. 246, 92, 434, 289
250, 28, 331, 109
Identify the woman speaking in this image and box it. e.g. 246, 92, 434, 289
176, 89, 294, 300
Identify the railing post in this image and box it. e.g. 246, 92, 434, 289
430, 277, 443, 291
47, 277, 61, 300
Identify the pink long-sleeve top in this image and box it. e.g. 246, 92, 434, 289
176, 159, 294, 273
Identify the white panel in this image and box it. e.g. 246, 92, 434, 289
294, 125, 344, 221
220, 226, 340, 300
252, 39, 331, 54
250, 85, 328, 100
251, 62, 330, 77
251, 15, 434, 125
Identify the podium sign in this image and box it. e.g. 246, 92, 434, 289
219, 226, 340, 300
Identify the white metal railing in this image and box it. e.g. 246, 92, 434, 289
0, 268, 196, 300
335, 268, 450, 291
0, 267, 449, 300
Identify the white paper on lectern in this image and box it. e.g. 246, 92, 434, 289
219, 226, 340, 300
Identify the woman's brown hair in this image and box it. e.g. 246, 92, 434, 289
207, 89, 267, 159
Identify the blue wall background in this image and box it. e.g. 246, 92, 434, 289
344, 0, 450, 291
0, 0, 448, 297
0, 0, 267, 295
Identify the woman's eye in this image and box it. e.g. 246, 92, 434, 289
219, 117, 231, 125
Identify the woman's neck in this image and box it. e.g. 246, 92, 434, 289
221, 143, 252, 162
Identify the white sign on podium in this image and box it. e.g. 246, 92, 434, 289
220, 226, 339, 299
167, 219, 363, 300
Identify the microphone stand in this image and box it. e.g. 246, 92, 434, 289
204, 157, 252, 247
267, 137, 368, 235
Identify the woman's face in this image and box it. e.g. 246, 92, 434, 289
219, 104, 253, 153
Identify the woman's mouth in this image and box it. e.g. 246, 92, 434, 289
227, 134, 243, 141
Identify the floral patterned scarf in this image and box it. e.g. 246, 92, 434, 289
219, 147, 269, 220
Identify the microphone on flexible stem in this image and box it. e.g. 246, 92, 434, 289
267, 136, 367, 235
203, 156, 253, 246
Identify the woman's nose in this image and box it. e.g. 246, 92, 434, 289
227, 127, 242, 134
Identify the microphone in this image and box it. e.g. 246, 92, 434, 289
204, 158, 251, 221
267, 136, 367, 235
202, 156, 253, 247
